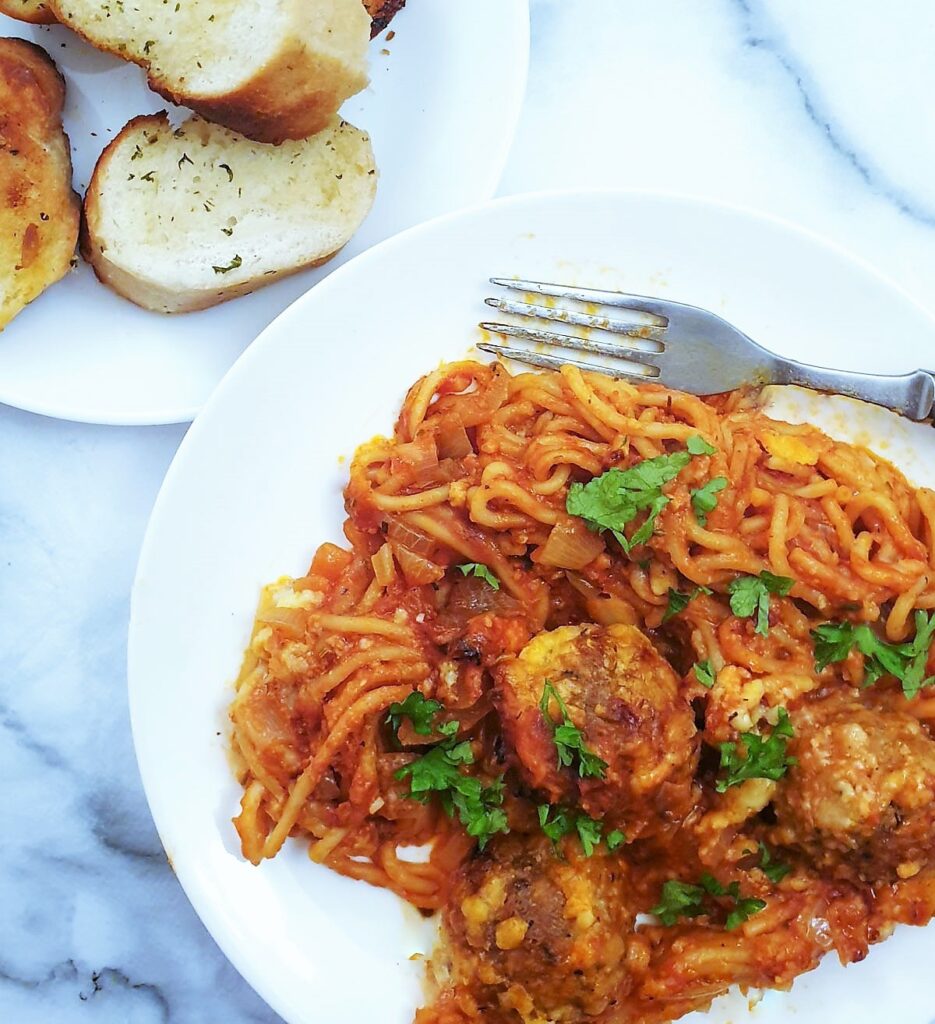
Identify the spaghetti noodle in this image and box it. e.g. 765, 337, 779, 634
230, 360, 935, 1023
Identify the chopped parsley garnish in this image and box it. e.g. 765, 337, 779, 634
537, 803, 575, 845
212, 254, 242, 274
728, 571, 794, 636
725, 894, 767, 930
687, 435, 718, 456
651, 874, 765, 930
575, 814, 604, 857
690, 476, 728, 527
457, 562, 500, 590
716, 709, 795, 792
605, 829, 626, 851
386, 691, 441, 737
566, 435, 716, 553
811, 610, 935, 698
812, 620, 861, 673
756, 841, 791, 883
451, 777, 508, 848
536, 805, 623, 856
693, 660, 716, 688
395, 729, 508, 849
662, 584, 712, 622
651, 879, 708, 925
540, 682, 608, 779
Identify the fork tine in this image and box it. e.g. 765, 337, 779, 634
477, 341, 659, 380
484, 296, 666, 342
490, 277, 672, 323
479, 322, 661, 367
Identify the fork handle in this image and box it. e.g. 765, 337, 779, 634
773, 361, 935, 421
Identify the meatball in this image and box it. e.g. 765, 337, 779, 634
773, 695, 935, 881
492, 623, 698, 835
439, 833, 632, 1021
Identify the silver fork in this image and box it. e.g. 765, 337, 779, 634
478, 278, 935, 421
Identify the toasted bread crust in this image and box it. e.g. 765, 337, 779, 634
2, 0, 400, 33
149, 43, 365, 145
81, 113, 371, 313
4, 0, 403, 34
0, 0, 57, 22
47, 0, 369, 144
364, 0, 405, 37
0, 37, 79, 329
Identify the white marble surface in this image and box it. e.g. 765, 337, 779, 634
5, 1, 935, 1020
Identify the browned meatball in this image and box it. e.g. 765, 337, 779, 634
773, 695, 935, 881
492, 623, 698, 835
438, 833, 632, 1022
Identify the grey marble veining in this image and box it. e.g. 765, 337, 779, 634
5, 1, 935, 1021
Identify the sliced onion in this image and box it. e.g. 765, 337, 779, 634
370, 542, 397, 587
386, 518, 436, 557
395, 545, 446, 586
410, 457, 465, 488
436, 421, 473, 459
257, 606, 307, 636
585, 594, 640, 626
565, 572, 639, 626
538, 518, 605, 569
438, 364, 509, 428
390, 434, 438, 475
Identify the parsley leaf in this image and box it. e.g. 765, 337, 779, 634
566, 436, 714, 553
716, 709, 796, 792
386, 692, 442, 737
537, 803, 575, 845
395, 732, 508, 849
651, 879, 707, 925
725, 896, 767, 930
575, 815, 604, 857
728, 571, 794, 636
212, 254, 242, 274
812, 620, 860, 673
395, 736, 472, 799
690, 476, 728, 527
540, 682, 608, 779
537, 805, 615, 857
693, 660, 716, 688
811, 611, 935, 699
652, 874, 766, 930
451, 778, 509, 848
605, 829, 626, 851
687, 435, 718, 456
700, 875, 766, 930
457, 562, 500, 590
756, 841, 791, 883
662, 584, 713, 622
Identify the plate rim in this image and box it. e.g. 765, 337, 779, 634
0, 0, 530, 428
128, 186, 935, 1023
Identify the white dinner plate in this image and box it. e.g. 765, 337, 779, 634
0, 1, 529, 425
129, 190, 935, 1024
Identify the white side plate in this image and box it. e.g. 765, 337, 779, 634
0, 1, 529, 423
129, 191, 935, 1023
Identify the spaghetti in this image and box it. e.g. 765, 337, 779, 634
230, 360, 935, 1023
